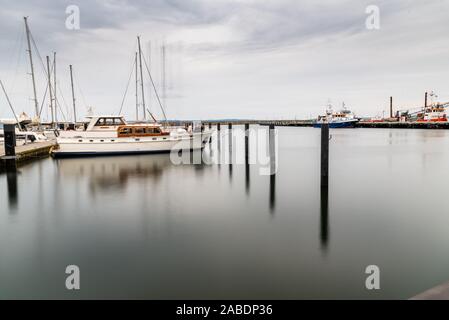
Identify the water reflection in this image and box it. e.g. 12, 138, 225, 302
55, 155, 172, 192
245, 127, 250, 195
320, 186, 329, 250
245, 162, 250, 195
6, 169, 18, 211
269, 174, 275, 213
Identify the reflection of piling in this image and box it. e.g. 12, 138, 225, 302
7, 169, 18, 210
245, 123, 250, 194
269, 174, 276, 213
321, 123, 329, 188
320, 185, 329, 249
269, 124, 276, 213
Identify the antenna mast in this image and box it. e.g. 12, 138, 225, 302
161, 43, 166, 113
53, 52, 57, 127
137, 36, 146, 120
69, 65, 77, 123
148, 40, 151, 114
46, 55, 54, 126
135, 51, 139, 121
24, 17, 39, 119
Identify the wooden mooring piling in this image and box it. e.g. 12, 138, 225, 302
0, 125, 56, 172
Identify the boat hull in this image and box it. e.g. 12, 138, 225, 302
52, 132, 212, 158
313, 120, 358, 128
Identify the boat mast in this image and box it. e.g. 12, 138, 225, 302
24, 17, 39, 119
161, 43, 166, 114
69, 65, 77, 123
46, 55, 54, 126
147, 40, 151, 115
135, 51, 139, 121
137, 36, 146, 120
53, 52, 57, 127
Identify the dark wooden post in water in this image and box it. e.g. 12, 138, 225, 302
244, 123, 250, 164
217, 123, 221, 165
390, 96, 393, 118
269, 124, 276, 212
320, 123, 329, 188
4, 124, 16, 157
3, 124, 17, 171
228, 123, 233, 178
320, 123, 329, 248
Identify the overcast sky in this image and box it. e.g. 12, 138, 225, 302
1, 0, 449, 121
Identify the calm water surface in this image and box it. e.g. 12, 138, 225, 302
1, 126, 449, 299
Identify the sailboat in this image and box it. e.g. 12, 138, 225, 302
52, 36, 212, 157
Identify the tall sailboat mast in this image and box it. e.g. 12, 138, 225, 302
69, 65, 77, 123
135, 51, 139, 121
161, 43, 166, 112
137, 36, 146, 121
53, 51, 57, 127
46, 55, 54, 125
24, 16, 39, 119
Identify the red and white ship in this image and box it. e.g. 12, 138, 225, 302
417, 92, 448, 122
416, 105, 447, 122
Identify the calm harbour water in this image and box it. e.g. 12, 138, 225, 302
2, 126, 449, 299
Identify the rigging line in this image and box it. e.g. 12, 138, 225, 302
72, 72, 89, 110
38, 81, 49, 118
37, 61, 55, 119
117, 41, 138, 116
56, 83, 71, 121
54, 96, 68, 122
29, 31, 57, 114
141, 50, 167, 123
0, 79, 21, 128
118, 56, 137, 115
29, 31, 48, 78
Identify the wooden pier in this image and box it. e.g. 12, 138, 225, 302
174, 119, 449, 129
0, 141, 56, 170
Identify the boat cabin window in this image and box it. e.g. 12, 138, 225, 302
118, 126, 165, 137
145, 127, 161, 134
95, 117, 125, 126
119, 127, 133, 135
